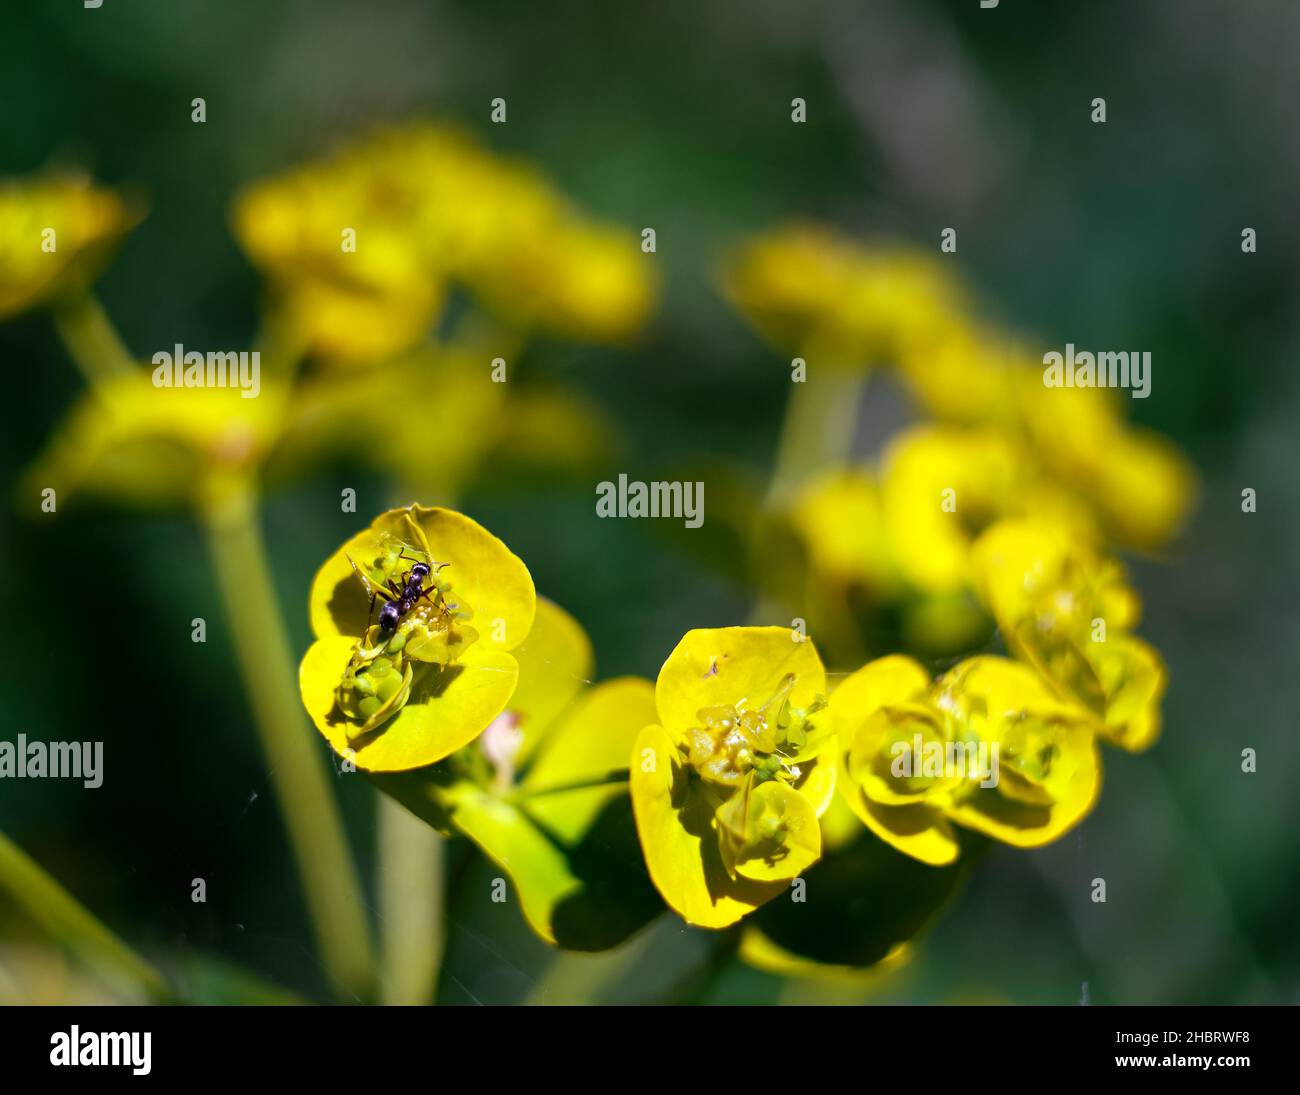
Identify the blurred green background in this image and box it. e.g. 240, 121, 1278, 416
2, 0, 1297, 1004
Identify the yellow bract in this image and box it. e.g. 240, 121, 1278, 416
831, 654, 1102, 864
300, 636, 519, 772
0, 173, 141, 319
739, 932, 912, 987
299, 505, 536, 771
631, 626, 832, 928
972, 518, 1166, 751
831, 656, 960, 866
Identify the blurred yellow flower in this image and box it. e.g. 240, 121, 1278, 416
1014, 375, 1197, 551
466, 218, 653, 344
972, 518, 1166, 751
0, 172, 141, 320
21, 370, 286, 510
896, 324, 1024, 428
722, 225, 965, 367
724, 223, 1197, 556
903, 330, 1197, 553
787, 467, 898, 593
880, 424, 1096, 595
266, 346, 506, 495
233, 123, 655, 364
630, 626, 833, 928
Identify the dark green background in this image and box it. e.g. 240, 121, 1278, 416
1, 0, 1296, 1003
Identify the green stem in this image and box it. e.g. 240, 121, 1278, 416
377, 796, 444, 1005
0, 831, 168, 1000
765, 366, 864, 506
200, 477, 375, 1001
51, 292, 136, 383
377, 482, 456, 1006
504, 770, 630, 804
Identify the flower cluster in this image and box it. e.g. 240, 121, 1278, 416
726, 226, 1195, 570
11, 124, 652, 516
4, 141, 1194, 987
233, 122, 655, 365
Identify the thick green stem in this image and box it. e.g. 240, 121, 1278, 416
765, 366, 863, 506
0, 831, 168, 1000
51, 292, 136, 383
377, 797, 444, 1005
200, 478, 375, 1001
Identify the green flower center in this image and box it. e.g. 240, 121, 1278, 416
682, 674, 822, 792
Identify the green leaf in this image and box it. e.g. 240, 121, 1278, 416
373, 677, 666, 951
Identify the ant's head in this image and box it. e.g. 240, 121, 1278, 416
409, 561, 431, 581
378, 601, 402, 632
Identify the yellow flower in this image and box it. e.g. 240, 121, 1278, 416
22, 370, 286, 511
0, 172, 142, 319
898, 325, 1197, 555
880, 425, 1096, 595
831, 654, 1101, 864
930, 657, 1102, 847
1015, 376, 1196, 551
232, 130, 447, 366
465, 218, 654, 344
630, 626, 833, 928
233, 122, 655, 363
299, 504, 535, 771
267, 345, 507, 495
373, 598, 665, 949
722, 225, 964, 367
972, 518, 1166, 751
1082, 427, 1197, 552
895, 324, 1025, 428
786, 467, 898, 594
830, 656, 961, 866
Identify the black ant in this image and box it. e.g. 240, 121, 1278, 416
350, 549, 451, 635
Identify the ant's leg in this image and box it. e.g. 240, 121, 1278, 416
367, 591, 377, 630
